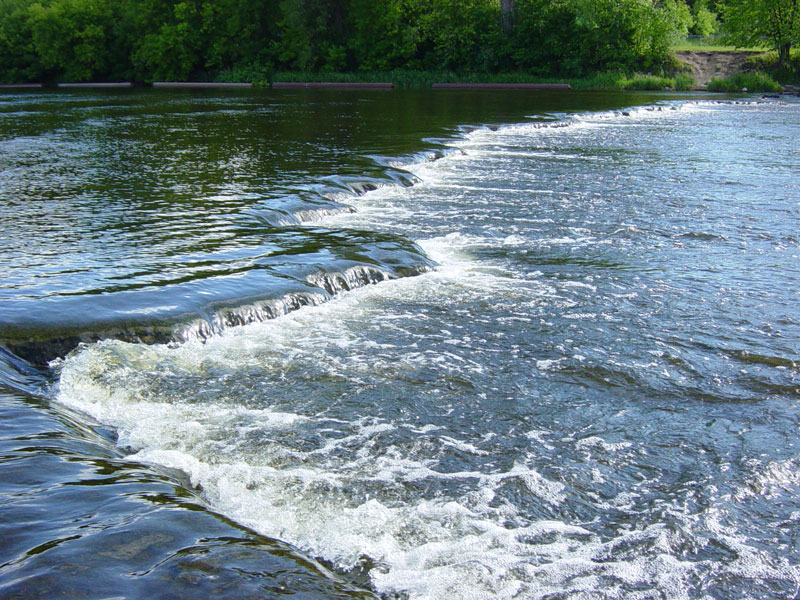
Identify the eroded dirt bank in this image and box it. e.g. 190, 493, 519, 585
675, 50, 765, 89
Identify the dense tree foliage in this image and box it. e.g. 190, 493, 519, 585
690, 0, 719, 36
722, 0, 799, 63
0, 0, 714, 83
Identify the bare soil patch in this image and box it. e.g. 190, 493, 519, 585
675, 51, 765, 89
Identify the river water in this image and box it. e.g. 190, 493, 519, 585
1, 89, 798, 599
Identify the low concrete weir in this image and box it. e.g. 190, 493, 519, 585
57, 82, 134, 88
152, 82, 253, 88
432, 82, 571, 90
272, 82, 393, 89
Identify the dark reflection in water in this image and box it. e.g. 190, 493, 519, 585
1, 89, 645, 363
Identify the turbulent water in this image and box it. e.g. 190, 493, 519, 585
1, 89, 799, 600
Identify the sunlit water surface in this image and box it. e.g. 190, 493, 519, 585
1, 89, 799, 599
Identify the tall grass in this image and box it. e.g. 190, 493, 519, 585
569, 73, 693, 91
216, 63, 273, 86
671, 35, 767, 52
621, 74, 693, 91
707, 72, 782, 92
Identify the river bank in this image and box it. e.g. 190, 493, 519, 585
0, 73, 694, 92
5, 66, 786, 94
675, 50, 766, 89
5, 48, 792, 93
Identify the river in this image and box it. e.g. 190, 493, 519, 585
1, 88, 798, 599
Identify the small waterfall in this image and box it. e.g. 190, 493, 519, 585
306, 265, 392, 295
173, 290, 330, 343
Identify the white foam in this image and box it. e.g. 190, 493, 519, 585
536, 359, 564, 372
575, 436, 633, 454
58, 337, 684, 598
51, 98, 800, 600
734, 458, 800, 501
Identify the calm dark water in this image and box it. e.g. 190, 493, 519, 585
1, 89, 799, 599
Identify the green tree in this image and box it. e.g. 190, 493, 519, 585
419, 0, 504, 71
723, 0, 799, 63
131, 1, 203, 81
662, 0, 694, 39
347, 0, 420, 70
28, 0, 115, 82
511, 0, 674, 76
202, 0, 280, 71
126, 0, 280, 81
272, 0, 350, 71
690, 0, 719, 36
500, 0, 515, 34
0, 0, 42, 83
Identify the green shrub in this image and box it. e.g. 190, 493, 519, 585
215, 62, 273, 86
707, 72, 782, 92
674, 73, 694, 90
601, 73, 695, 91
745, 51, 800, 85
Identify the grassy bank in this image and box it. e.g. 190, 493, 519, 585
670, 35, 768, 52
580, 73, 694, 91
671, 42, 768, 52
707, 72, 783, 92
745, 51, 800, 86
216, 67, 694, 91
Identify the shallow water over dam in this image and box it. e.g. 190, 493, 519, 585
1, 88, 799, 599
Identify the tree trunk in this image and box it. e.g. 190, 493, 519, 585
500, 0, 515, 34
779, 42, 791, 65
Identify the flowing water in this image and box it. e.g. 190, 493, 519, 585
1, 89, 799, 599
